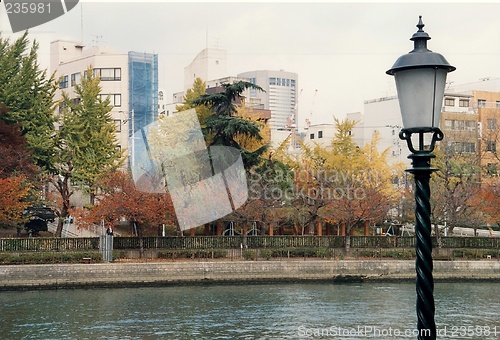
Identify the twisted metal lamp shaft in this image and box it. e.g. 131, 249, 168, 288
400, 128, 441, 340
413, 169, 436, 340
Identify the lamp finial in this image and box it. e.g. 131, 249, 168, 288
416, 15, 425, 32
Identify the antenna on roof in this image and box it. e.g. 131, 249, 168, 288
80, 3, 84, 44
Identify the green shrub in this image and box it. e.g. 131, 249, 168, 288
114, 250, 128, 260
158, 249, 227, 259
0, 252, 102, 265
260, 249, 272, 260
243, 249, 257, 260
356, 250, 377, 258
315, 248, 331, 259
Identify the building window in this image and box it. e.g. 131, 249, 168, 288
72, 98, 81, 105
487, 140, 496, 153
70, 72, 81, 87
100, 94, 121, 107
444, 120, 453, 129
487, 118, 497, 130
445, 98, 455, 106
158, 91, 163, 101
93, 68, 121, 81
487, 163, 498, 176
459, 99, 469, 107
478, 99, 486, 108
449, 142, 476, 153
464, 142, 476, 153
496, 101, 500, 109
249, 77, 257, 97
59, 75, 68, 89
318, 131, 323, 139
310, 133, 314, 140
465, 120, 476, 131
114, 119, 122, 132
58, 102, 66, 113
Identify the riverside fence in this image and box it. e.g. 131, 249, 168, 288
0, 236, 499, 252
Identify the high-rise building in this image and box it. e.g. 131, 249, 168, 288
50, 40, 158, 168
237, 70, 298, 146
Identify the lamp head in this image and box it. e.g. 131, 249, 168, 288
387, 16, 455, 129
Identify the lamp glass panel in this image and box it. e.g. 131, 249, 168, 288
394, 68, 447, 129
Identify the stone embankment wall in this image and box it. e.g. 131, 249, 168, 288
1, 260, 499, 290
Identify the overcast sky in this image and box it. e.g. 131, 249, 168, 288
2, 1, 500, 129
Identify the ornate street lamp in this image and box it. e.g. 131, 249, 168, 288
387, 16, 455, 340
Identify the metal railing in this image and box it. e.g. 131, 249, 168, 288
0, 236, 499, 252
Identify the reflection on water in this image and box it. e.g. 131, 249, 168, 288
1, 282, 499, 339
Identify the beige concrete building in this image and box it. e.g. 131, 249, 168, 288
471, 90, 500, 176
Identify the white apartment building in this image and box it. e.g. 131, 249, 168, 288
237, 70, 298, 147
303, 124, 336, 150
50, 40, 158, 169
362, 96, 405, 165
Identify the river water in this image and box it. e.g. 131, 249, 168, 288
1, 282, 499, 339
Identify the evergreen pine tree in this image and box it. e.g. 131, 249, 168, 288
192, 81, 268, 169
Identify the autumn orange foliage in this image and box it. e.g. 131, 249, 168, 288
73, 171, 176, 236
0, 175, 31, 226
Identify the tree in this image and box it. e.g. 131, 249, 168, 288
0, 107, 38, 179
430, 144, 483, 234
0, 103, 40, 230
0, 31, 58, 170
176, 77, 212, 125
61, 66, 123, 202
74, 171, 175, 257
476, 180, 500, 226
319, 131, 398, 236
233, 102, 271, 154
286, 118, 399, 237
192, 81, 268, 169
51, 66, 123, 236
0, 175, 31, 228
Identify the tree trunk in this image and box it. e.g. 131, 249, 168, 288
340, 222, 346, 236
135, 222, 145, 258
316, 219, 323, 236
242, 222, 248, 248
364, 220, 370, 236
54, 174, 72, 237
216, 220, 223, 235
434, 223, 441, 248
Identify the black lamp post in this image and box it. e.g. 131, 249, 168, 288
387, 16, 455, 340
